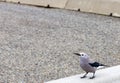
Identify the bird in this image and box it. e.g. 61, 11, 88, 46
74, 52, 108, 79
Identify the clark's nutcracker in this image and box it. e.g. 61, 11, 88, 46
74, 52, 108, 79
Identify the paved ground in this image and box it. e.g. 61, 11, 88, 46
0, 2, 120, 83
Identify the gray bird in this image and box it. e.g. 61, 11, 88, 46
74, 52, 108, 79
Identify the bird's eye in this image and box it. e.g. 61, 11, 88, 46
81, 54, 84, 56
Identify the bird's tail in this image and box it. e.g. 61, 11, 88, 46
99, 63, 109, 67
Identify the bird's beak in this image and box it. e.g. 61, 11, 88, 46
74, 53, 80, 56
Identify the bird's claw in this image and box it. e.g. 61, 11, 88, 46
80, 76, 86, 79
89, 76, 95, 79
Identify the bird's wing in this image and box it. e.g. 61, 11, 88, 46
89, 62, 105, 67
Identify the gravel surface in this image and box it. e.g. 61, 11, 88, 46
0, 2, 120, 83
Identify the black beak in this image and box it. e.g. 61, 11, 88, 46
74, 53, 80, 56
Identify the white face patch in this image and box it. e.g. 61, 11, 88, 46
79, 52, 89, 59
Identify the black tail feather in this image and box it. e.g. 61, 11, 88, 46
89, 62, 109, 67
99, 63, 109, 67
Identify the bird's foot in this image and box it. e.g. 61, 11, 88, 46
81, 76, 86, 79
89, 76, 95, 79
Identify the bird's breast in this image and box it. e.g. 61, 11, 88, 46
80, 63, 96, 72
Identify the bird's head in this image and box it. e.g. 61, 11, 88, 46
74, 52, 89, 59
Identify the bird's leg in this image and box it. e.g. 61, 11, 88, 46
90, 72, 95, 79
81, 72, 88, 78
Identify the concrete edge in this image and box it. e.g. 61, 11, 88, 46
1, 0, 120, 17
65, 0, 120, 17
5, 0, 68, 8
45, 65, 120, 83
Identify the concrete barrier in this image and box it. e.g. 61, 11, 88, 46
65, 0, 120, 17
45, 65, 120, 83
6, 0, 68, 8
3, 0, 120, 17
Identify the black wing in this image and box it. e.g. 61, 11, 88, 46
89, 62, 106, 67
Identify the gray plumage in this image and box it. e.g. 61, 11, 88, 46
74, 52, 107, 79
